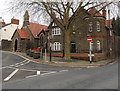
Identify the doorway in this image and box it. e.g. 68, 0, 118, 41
14, 39, 18, 52
71, 43, 76, 53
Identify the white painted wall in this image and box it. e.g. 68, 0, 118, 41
0, 24, 21, 46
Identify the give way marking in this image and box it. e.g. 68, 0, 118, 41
4, 69, 19, 81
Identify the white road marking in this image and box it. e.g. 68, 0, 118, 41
10, 60, 30, 67
59, 70, 68, 72
0, 66, 9, 69
9, 60, 27, 66
4, 69, 19, 81
26, 75, 39, 78
37, 71, 41, 75
41, 71, 57, 76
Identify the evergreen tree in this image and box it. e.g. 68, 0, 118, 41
112, 16, 120, 36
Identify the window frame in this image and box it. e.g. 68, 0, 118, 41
97, 40, 101, 51
89, 22, 93, 32
97, 21, 100, 32
52, 42, 61, 51
52, 28, 61, 35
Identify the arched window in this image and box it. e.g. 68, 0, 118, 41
89, 22, 93, 32
97, 41, 101, 51
97, 21, 100, 32
52, 28, 61, 35
53, 42, 61, 51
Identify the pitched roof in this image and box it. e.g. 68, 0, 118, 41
28, 22, 48, 38
88, 8, 102, 16
17, 29, 29, 39
105, 20, 112, 27
85, 8, 103, 18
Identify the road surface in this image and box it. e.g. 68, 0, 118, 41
1, 51, 119, 89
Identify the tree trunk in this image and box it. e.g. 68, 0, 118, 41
63, 30, 71, 60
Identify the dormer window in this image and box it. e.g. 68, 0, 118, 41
52, 28, 61, 35
97, 21, 100, 32
89, 22, 93, 32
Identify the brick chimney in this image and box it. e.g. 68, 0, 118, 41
11, 17, 19, 25
102, 8, 106, 18
1, 19, 5, 25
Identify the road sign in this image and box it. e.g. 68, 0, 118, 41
87, 37, 92, 42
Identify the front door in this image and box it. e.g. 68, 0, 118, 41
71, 43, 76, 53
14, 39, 18, 52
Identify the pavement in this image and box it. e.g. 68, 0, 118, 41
2, 51, 117, 68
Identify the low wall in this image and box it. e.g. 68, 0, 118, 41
1, 40, 12, 51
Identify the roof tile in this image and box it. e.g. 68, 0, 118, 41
28, 22, 48, 38
17, 29, 29, 39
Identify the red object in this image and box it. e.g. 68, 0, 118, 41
11, 18, 19, 25
31, 47, 41, 50
87, 37, 92, 42
28, 22, 48, 38
17, 29, 29, 39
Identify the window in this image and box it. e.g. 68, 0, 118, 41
52, 42, 61, 51
97, 21, 100, 32
90, 42, 93, 51
97, 41, 101, 51
53, 23, 57, 26
52, 28, 61, 35
89, 22, 93, 32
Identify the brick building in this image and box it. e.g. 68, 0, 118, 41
38, 8, 115, 60
11, 11, 48, 52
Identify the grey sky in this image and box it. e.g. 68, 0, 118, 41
0, 0, 119, 26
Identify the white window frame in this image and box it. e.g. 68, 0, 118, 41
97, 21, 100, 32
90, 42, 93, 51
97, 41, 101, 51
89, 22, 93, 32
52, 28, 61, 35
52, 42, 61, 51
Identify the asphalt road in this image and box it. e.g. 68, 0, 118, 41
1, 51, 119, 89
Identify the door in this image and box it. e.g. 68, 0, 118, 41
14, 39, 18, 52
71, 43, 76, 53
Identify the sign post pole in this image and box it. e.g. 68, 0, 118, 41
89, 42, 92, 64
87, 37, 94, 64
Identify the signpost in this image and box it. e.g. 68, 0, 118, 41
87, 37, 94, 64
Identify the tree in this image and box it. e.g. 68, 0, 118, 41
112, 16, 120, 36
9, 0, 112, 60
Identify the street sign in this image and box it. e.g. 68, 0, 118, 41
87, 37, 92, 42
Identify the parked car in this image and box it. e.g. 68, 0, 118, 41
26, 47, 42, 59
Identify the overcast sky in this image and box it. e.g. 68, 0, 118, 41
0, 0, 119, 26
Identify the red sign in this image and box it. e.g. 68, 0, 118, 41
87, 37, 92, 42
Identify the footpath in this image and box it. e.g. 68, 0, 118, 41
3, 51, 117, 68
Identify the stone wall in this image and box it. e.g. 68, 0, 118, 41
1, 40, 12, 51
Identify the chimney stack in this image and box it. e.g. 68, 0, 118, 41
11, 17, 19, 25
1, 19, 5, 25
102, 8, 106, 18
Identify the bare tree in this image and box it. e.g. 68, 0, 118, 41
8, 0, 112, 60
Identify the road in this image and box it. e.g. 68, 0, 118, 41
1, 51, 119, 89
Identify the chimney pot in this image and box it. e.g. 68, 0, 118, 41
11, 18, 19, 25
